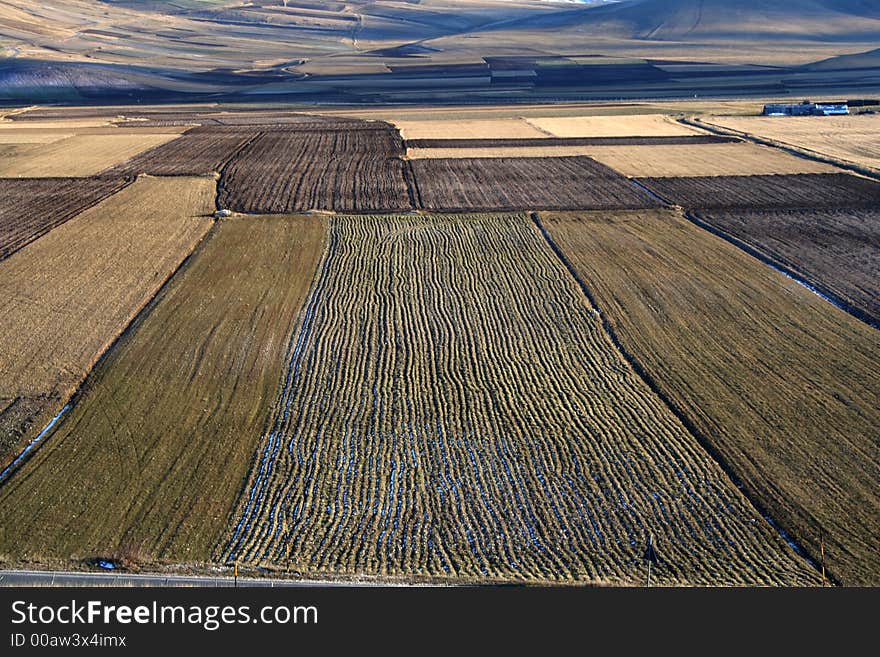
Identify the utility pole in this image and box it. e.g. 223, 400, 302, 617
644, 534, 659, 587
820, 532, 827, 586
234, 561, 238, 588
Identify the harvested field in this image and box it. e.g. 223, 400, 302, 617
0, 176, 214, 469
0, 215, 325, 562
409, 157, 660, 211
540, 209, 880, 585
639, 173, 880, 209
392, 118, 547, 140
405, 136, 738, 149
525, 114, 702, 138
704, 114, 880, 171
0, 134, 181, 177
693, 207, 880, 326
0, 177, 128, 260
221, 212, 818, 585
107, 131, 258, 176
583, 143, 837, 177
219, 130, 412, 213
0, 133, 71, 144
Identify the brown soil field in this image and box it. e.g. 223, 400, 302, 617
540, 209, 880, 585
107, 131, 259, 176
219, 130, 413, 213
703, 114, 880, 171
0, 176, 214, 469
220, 212, 818, 585
392, 118, 548, 140
0, 214, 325, 563
406, 136, 738, 149
0, 177, 127, 260
639, 173, 880, 209
583, 143, 837, 177
525, 114, 703, 138
693, 208, 880, 326
410, 157, 661, 211
0, 134, 182, 177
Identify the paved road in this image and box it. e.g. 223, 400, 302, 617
0, 569, 386, 587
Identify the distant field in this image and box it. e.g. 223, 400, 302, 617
703, 114, 880, 171
220, 129, 413, 213
584, 143, 837, 177
694, 207, 880, 326
639, 173, 880, 209
392, 118, 547, 140
108, 131, 258, 176
540, 209, 880, 585
410, 157, 660, 211
0, 133, 70, 144
0, 177, 127, 260
405, 136, 738, 149
0, 214, 325, 563
0, 134, 181, 177
524, 114, 702, 137
222, 212, 817, 585
0, 176, 214, 469
404, 137, 755, 161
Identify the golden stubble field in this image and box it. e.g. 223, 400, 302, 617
540, 209, 880, 586
0, 175, 214, 467
0, 214, 326, 563
702, 113, 880, 172
0, 132, 182, 177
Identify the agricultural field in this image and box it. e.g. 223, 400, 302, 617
392, 118, 547, 140
582, 143, 837, 177
405, 136, 743, 160
0, 133, 182, 177
0, 177, 127, 260
405, 136, 738, 149
693, 208, 880, 326
0, 176, 214, 470
702, 113, 880, 171
219, 129, 413, 213
219, 212, 818, 585
539, 209, 880, 585
524, 114, 702, 138
0, 214, 325, 562
409, 157, 661, 211
639, 173, 880, 209
107, 130, 259, 176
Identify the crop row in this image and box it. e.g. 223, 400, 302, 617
638, 173, 880, 209
222, 213, 817, 585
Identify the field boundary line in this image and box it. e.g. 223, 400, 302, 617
683, 210, 879, 330
681, 116, 880, 182
529, 211, 834, 584
0, 217, 219, 489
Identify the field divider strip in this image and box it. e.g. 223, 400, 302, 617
680, 116, 880, 182
0, 216, 219, 489
528, 211, 834, 584
683, 211, 879, 330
